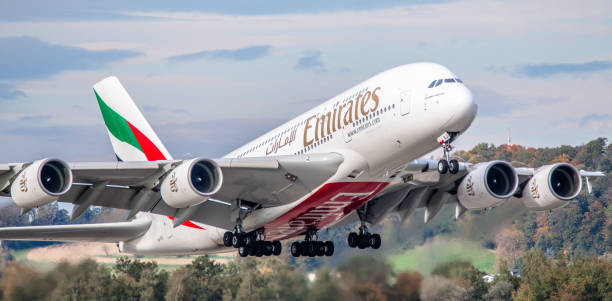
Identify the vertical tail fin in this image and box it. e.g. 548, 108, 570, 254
93, 77, 172, 162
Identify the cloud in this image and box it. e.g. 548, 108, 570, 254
18, 115, 52, 122
167, 45, 272, 63
0, 1, 443, 21
0, 82, 26, 99
514, 61, 612, 78
0, 36, 142, 81
295, 51, 326, 72
579, 114, 612, 130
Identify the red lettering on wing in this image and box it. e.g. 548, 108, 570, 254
264, 182, 388, 240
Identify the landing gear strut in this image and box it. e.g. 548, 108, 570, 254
290, 230, 334, 257
437, 132, 459, 174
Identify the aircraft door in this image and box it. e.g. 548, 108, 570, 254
400, 90, 411, 116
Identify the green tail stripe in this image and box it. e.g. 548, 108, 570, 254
94, 90, 143, 152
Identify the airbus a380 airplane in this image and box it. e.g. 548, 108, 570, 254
0, 63, 604, 258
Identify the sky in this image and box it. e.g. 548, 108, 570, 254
0, 0, 611, 163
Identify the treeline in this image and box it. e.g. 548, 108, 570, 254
1, 252, 610, 301
455, 138, 612, 267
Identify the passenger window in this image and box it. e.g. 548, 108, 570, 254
456, 78, 463, 83
427, 80, 436, 88
444, 78, 455, 83
434, 79, 443, 87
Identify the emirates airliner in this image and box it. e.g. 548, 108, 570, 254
0, 63, 603, 258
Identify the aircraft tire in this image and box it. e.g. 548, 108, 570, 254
358, 233, 371, 249
232, 233, 243, 248
316, 241, 326, 256
272, 240, 282, 256
238, 246, 248, 257
371, 234, 382, 249
438, 160, 449, 174
223, 232, 233, 247
291, 242, 301, 257
324, 241, 334, 256
348, 232, 358, 248
449, 160, 459, 174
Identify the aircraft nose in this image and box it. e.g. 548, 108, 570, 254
446, 86, 477, 132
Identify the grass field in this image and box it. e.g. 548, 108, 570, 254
387, 237, 496, 275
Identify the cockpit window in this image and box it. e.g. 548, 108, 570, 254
428, 78, 464, 88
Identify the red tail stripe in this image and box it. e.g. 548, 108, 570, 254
126, 121, 166, 161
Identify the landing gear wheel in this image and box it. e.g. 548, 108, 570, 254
272, 241, 282, 256
358, 233, 371, 249
371, 234, 382, 249
238, 246, 248, 257
223, 232, 234, 247
291, 242, 301, 257
247, 245, 255, 256
232, 233, 242, 248
263, 241, 273, 256
448, 159, 459, 174
348, 232, 358, 248
304, 242, 316, 257
324, 241, 334, 256
437, 160, 449, 174
316, 241, 326, 257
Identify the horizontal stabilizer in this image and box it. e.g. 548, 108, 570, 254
0, 218, 151, 243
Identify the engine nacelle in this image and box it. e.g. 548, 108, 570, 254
519, 163, 581, 211
160, 158, 223, 208
10, 158, 73, 209
457, 161, 519, 209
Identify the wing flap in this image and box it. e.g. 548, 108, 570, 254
0, 218, 151, 243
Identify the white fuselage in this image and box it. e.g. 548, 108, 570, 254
122, 62, 477, 255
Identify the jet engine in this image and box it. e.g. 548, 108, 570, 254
10, 158, 73, 209
519, 163, 581, 211
457, 161, 518, 209
160, 158, 223, 208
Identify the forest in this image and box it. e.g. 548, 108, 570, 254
1, 137, 611, 300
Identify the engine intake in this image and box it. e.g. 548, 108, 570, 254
457, 161, 518, 209
520, 163, 581, 211
10, 158, 73, 209
160, 158, 223, 208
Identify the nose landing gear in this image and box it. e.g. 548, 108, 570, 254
437, 132, 459, 174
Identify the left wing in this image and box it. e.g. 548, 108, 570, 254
0, 217, 151, 242
360, 158, 605, 225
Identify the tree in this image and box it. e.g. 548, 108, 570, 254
389, 271, 422, 301
419, 276, 468, 301
306, 268, 341, 301
431, 260, 487, 300
49, 259, 112, 301
166, 255, 230, 301
112, 257, 168, 301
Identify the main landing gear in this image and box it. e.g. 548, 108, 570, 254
349, 204, 382, 250
224, 227, 282, 258
290, 230, 334, 257
347, 225, 381, 249
437, 132, 459, 175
